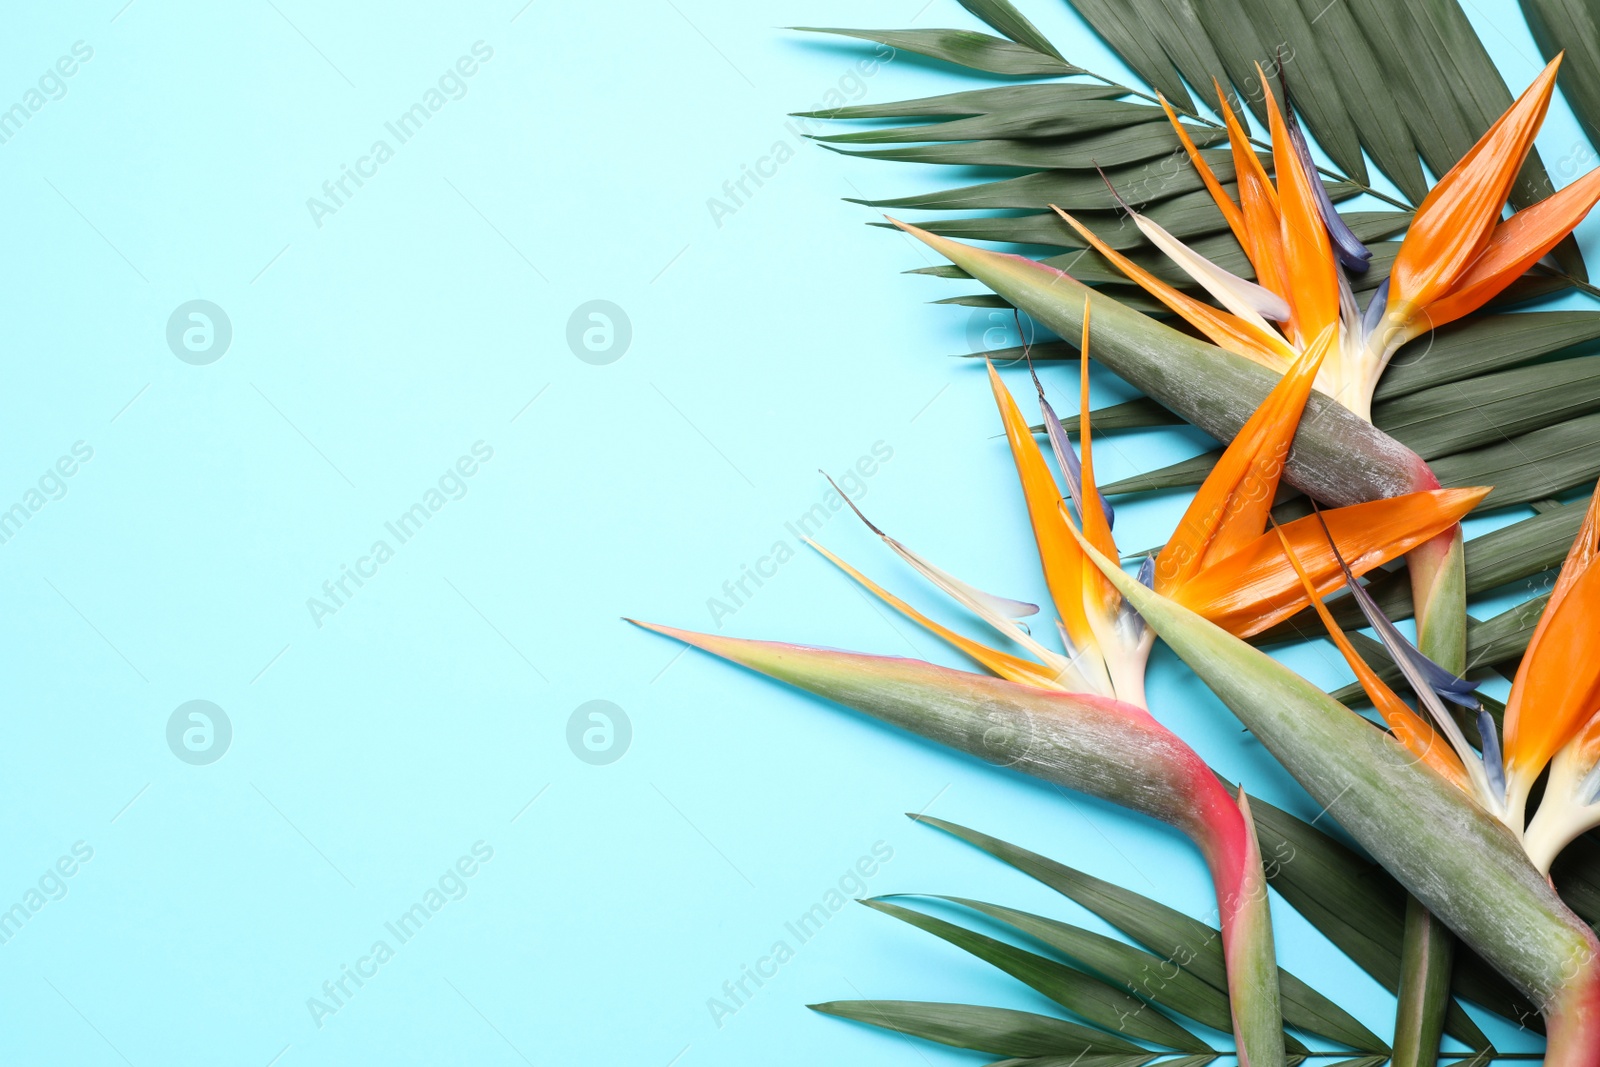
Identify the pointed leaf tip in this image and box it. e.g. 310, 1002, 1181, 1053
628, 617, 684, 640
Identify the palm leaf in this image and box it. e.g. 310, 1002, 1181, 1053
826, 122, 1226, 169
862, 898, 1214, 1051
795, 82, 1126, 120
1404, 0, 1570, 220
1521, 0, 1600, 146
1432, 411, 1600, 509
1137, 0, 1231, 117
926, 895, 1243, 1040
850, 151, 1249, 209
815, 99, 1168, 143
1285, 0, 1426, 201
1550, 830, 1600, 927
809, 1000, 1144, 1056
1374, 356, 1600, 460
955, 0, 1066, 61
793, 27, 1077, 76
914, 815, 1390, 1050
1055, 0, 1195, 109
1222, 0, 1367, 181
1375, 312, 1600, 401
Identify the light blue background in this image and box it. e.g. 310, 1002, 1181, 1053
0, 1, 1588, 1063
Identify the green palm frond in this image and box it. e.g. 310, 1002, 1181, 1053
814, 813, 1539, 1061
801, 0, 1587, 270
1521, 0, 1600, 150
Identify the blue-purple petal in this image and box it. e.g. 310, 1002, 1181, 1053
1341, 567, 1481, 705
1477, 707, 1507, 804
1362, 278, 1391, 340
1118, 556, 1156, 632
1312, 515, 1482, 705
1039, 393, 1116, 529
1285, 103, 1372, 273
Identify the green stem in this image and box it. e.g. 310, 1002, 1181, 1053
1532, 262, 1600, 302
1201, 792, 1286, 1067
1392, 896, 1457, 1067
1392, 525, 1469, 1067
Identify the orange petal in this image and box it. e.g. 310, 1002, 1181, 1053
1259, 67, 1338, 348
1502, 562, 1600, 783
1510, 480, 1600, 675
1389, 56, 1562, 316
1170, 487, 1491, 637
1550, 478, 1600, 609
1050, 206, 1296, 369
1157, 91, 1248, 248
1156, 330, 1332, 593
1076, 301, 1118, 616
1504, 480, 1600, 779
1271, 524, 1469, 789
1417, 166, 1600, 333
1216, 82, 1290, 305
987, 359, 1097, 658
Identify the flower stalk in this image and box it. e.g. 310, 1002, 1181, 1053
1396, 522, 1468, 1067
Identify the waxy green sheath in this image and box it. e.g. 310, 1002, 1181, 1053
893, 222, 1439, 505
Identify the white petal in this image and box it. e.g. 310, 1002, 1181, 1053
879, 536, 1079, 668
1132, 212, 1293, 324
